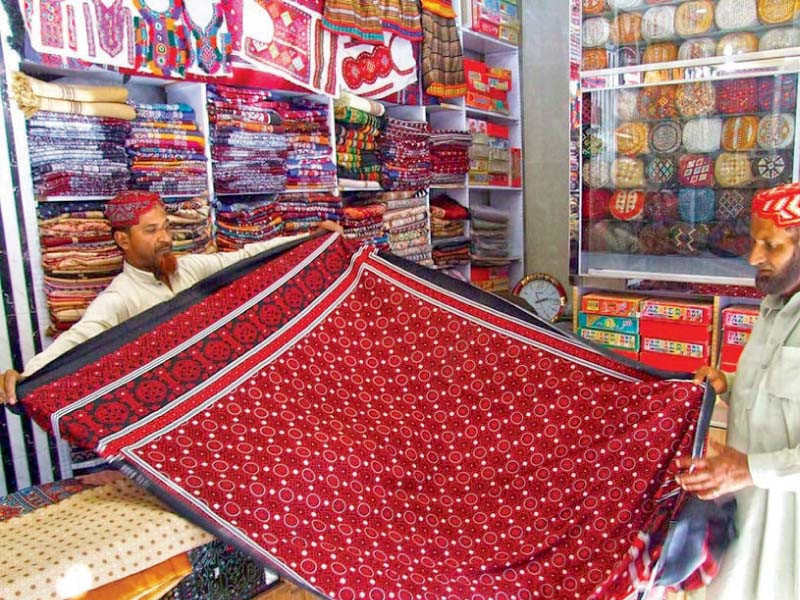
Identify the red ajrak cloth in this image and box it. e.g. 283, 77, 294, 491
18, 235, 705, 600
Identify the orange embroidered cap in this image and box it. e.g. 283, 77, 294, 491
105, 191, 164, 228
752, 183, 800, 227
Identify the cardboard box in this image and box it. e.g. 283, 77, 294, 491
470, 264, 510, 281
578, 312, 639, 335
639, 319, 711, 344
609, 348, 640, 362
641, 337, 709, 359
488, 66, 512, 92
723, 329, 750, 347
488, 173, 509, 186
466, 90, 492, 111
722, 305, 759, 331
720, 343, 745, 368
640, 298, 714, 325
639, 351, 708, 373
581, 292, 647, 318
579, 327, 640, 351
487, 122, 509, 139
511, 147, 521, 187
463, 57, 487, 75
467, 118, 488, 134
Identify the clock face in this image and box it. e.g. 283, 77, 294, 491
517, 278, 564, 321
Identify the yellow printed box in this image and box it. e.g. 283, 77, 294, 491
578, 327, 640, 351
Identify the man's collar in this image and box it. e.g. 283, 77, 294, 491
762, 289, 800, 313
122, 260, 160, 283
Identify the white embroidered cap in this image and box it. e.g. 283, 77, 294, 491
616, 89, 640, 121
682, 118, 723, 153
583, 17, 611, 48
759, 27, 800, 52
607, 0, 644, 9
641, 6, 677, 41
715, 0, 759, 31
678, 38, 717, 60
757, 113, 796, 150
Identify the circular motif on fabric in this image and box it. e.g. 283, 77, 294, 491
757, 74, 798, 112
583, 48, 609, 71
133, 379, 169, 406
617, 45, 642, 67
610, 12, 643, 45
675, 1, 715, 36
640, 223, 674, 255
715, 188, 753, 221
637, 85, 678, 120
717, 32, 759, 56
676, 82, 716, 118
583, 0, 607, 14
611, 157, 646, 188
753, 152, 792, 187
617, 89, 641, 121
758, 0, 798, 24
757, 113, 795, 150
643, 42, 678, 65
715, 0, 759, 31
759, 27, 800, 51
610, 190, 646, 221
670, 222, 710, 255
583, 187, 611, 219
721, 115, 759, 151
645, 189, 680, 221
583, 128, 610, 157
642, 6, 677, 41
682, 117, 722, 153
715, 152, 754, 187
645, 154, 679, 187
678, 188, 716, 223
92, 401, 132, 426
649, 120, 682, 154
678, 37, 717, 60
679, 154, 715, 187
615, 121, 650, 156
715, 78, 758, 115
582, 17, 611, 48
709, 219, 751, 257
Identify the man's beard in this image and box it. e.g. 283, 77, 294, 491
155, 251, 177, 285
755, 245, 800, 296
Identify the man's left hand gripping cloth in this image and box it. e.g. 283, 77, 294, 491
15, 233, 706, 600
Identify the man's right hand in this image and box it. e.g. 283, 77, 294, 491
692, 366, 728, 395
0, 370, 22, 405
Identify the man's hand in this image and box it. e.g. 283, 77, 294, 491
0, 369, 22, 405
692, 365, 728, 395
317, 220, 343, 234
675, 441, 753, 499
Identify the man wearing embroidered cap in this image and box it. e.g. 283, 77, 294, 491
0, 191, 342, 404
677, 181, 800, 599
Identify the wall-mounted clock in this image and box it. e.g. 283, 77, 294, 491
513, 273, 568, 322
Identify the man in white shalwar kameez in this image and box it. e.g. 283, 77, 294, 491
677, 182, 800, 600
0, 190, 341, 404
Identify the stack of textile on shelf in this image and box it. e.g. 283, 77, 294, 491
470, 203, 512, 274
127, 103, 208, 196
36, 201, 122, 335
275, 99, 336, 191
430, 193, 470, 268
164, 196, 215, 254
335, 93, 384, 190
429, 129, 471, 185
341, 195, 388, 246
379, 117, 432, 190
207, 85, 287, 194
273, 192, 343, 234
213, 194, 281, 251
377, 190, 432, 265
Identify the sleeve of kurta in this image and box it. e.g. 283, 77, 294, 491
748, 449, 800, 491
176, 233, 310, 285
22, 291, 129, 377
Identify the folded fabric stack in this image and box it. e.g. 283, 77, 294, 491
470, 204, 512, 267
275, 99, 336, 191
273, 192, 342, 234
127, 103, 208, 196
429, 130, 471, 185
369, 190, 432, 265
335, 100, 383, 188
213, 194, 282, 251
164, 196, 215, 254
430, 193, 470, 267
208, 85, 287, 194
37, 202, 122, 335
341, 198, 388, 246
26, 112, 131, 197
379, 118, 432, 190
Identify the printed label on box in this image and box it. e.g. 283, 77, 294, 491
640, 300, 713, 323
579, 328, 639, 351
722, 306, 759, 331
578, 312, 639, 335
724, 329, 750, 346
642, 337, 707, 358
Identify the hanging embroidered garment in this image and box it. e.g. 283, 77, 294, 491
380, 0, 422, 41
338, 32, 418, 99
93, 0, 125, 58
132, 0, 191, 78
15, 233, 720, 600
420, 0, 466, 98
322, 0, 384, 43
182, 0, 232, 75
